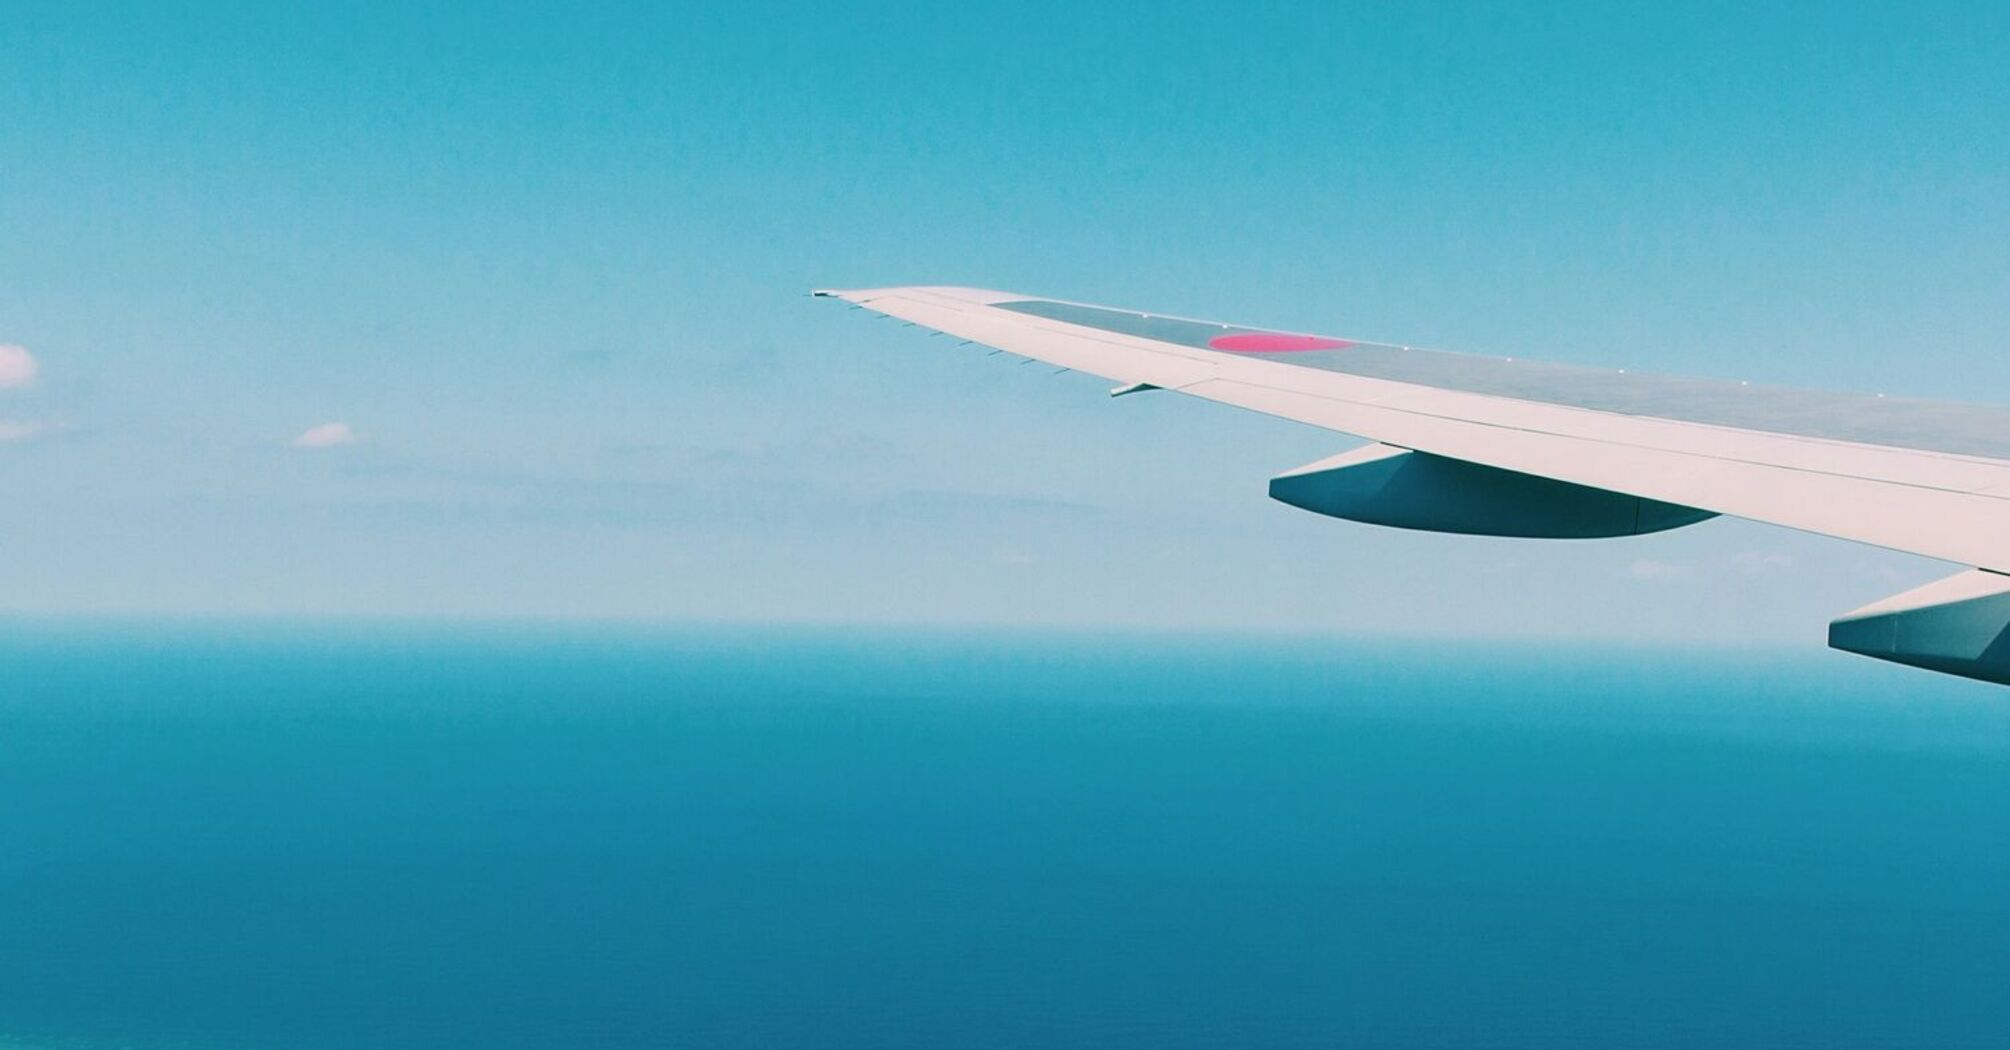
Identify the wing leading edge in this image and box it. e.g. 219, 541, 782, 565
817, 285, 2010, 686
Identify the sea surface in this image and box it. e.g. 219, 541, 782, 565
4, 623, 2010, 1049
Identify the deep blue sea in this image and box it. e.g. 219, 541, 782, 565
5, 624, 2010, 1049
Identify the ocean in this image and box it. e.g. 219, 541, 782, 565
4, 623, 2009, 1049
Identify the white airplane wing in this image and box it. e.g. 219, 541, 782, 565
816, 285, 2010, 686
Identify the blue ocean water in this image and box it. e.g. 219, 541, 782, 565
4, 624, 2010, 1049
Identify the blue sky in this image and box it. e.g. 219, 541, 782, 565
2, 1, 2007, 640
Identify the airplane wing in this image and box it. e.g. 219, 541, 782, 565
815, 285, 2010, 686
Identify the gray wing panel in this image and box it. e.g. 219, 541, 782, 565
998, 299, 2010, 461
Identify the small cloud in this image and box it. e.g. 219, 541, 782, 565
0, 345, 38, 389
0, 419, 49, 443
1731, 550, 1795, 577
1626, 558, 1692, 582
292, 421, 359, 449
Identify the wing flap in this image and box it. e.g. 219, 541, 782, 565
1831, 569, 2010, 685
1270, 443, 1717, 538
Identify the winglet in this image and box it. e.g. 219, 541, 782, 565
1110, 381, 1160, 398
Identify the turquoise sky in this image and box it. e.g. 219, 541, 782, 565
3, 2, 2008, 640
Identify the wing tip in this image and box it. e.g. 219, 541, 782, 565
810, 286, 1027, 307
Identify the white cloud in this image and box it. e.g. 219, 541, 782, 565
0, 345, 38, 388
292, 421, 359, 449
1626, 558, 1692, 582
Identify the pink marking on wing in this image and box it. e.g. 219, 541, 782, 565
1207, 333, 1353, 353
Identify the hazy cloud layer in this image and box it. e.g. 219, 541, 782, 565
0, 420, 48, 443
1627, 558, 1693, 583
